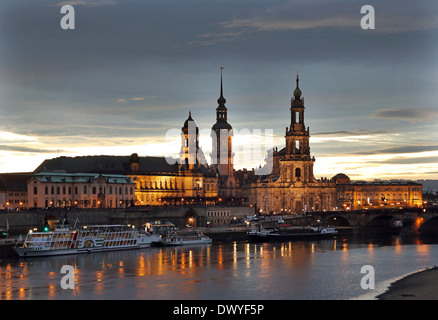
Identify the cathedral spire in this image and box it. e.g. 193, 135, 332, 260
217, 66, 226, 106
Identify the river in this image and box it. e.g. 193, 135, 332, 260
1, 234, 438, 300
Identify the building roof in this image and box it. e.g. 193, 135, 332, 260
34, 155, 180, 175
34, 155, 216, 177
0, 173, 33, 192
31, 172, 134, 184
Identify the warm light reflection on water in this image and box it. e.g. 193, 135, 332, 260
2, 236, 438, 300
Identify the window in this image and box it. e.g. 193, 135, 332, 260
45, 186, 48, 195
84, 186, 88, 194
92, 187, 96, 195
295, 168, 301, 178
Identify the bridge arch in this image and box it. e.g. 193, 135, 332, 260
322, 215, 351, 227
419, 216, 438, 236
365, 215, 400, 228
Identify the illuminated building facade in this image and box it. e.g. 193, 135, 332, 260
242, 75, 423, 214
0, 173, 32, 210
28, 172, 135, 209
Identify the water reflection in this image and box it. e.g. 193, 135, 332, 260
1, 235, 438, 300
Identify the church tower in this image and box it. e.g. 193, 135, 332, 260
281, 74, 316, 183
211, 68, 234, 178
180, 111, 200, 172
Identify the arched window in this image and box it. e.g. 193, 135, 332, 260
295, 168, 301, 179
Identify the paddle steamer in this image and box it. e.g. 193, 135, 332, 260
15, 224, 153, 257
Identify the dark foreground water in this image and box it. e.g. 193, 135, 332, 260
1, 235, 438, 300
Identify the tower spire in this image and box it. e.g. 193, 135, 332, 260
217, 66, 226, 105
294, 72, 302, 99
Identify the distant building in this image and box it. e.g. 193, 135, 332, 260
0, 173, 32, 210
333, 174, 423, 210
28, 172, 135, 209
34, 152, 218, 207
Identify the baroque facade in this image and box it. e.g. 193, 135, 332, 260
242, 75, 423, 214
28, 172, 135, 209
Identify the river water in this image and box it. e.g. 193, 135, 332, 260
1, 235, 438, 300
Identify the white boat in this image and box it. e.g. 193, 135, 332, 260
14, 224, 153, 257
144, 221, 177, 246
161, 231, 212, 246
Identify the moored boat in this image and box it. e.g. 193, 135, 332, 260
247, 224, 337, 242
14, 224, 153, 257
144, 221, 177, 246
161, 231, 212, 246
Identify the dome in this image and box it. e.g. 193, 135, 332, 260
217, 95, 226, 105
212, 121, 232, 131
293, 74, 302, 98
182, 112, 198, 133
294, 87, 302, 98
332, 173, 350, 184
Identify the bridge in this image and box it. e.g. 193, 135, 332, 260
310, 208, 438, 235
268, 208, 438, 235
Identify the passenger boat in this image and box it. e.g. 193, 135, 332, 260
14, 224, 153, 257
161, 231, 212, 246
144, 221, 177, 246
247, 224, 337, 242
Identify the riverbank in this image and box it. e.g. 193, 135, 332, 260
377, 267, 438, 300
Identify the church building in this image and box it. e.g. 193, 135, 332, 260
242, 74, 423, 214
242, 74, 337, 214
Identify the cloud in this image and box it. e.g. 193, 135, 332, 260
367, 156, 438, 165
370, 108, 438, 123
312, 129, 393, 137
221, 15, 357, 32
190, 1, 438, 46
0, 145, 66, 154
130, 97, 145, 101
188, 31, 247, 46
354, 145, 438, 156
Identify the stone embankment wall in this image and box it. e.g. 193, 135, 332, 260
0, 206, 255, 235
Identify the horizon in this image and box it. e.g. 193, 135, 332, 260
1, 0, 437, 181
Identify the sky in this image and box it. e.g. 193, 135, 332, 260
0, 0, 437, 180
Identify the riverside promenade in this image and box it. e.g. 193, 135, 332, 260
377, 267, 438, 300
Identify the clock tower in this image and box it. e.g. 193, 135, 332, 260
281, 74, 316, 184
